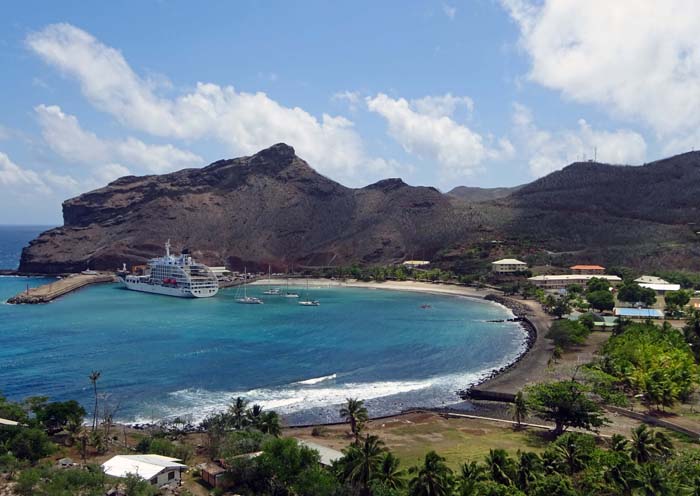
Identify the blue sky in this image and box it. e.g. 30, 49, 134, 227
1, 1, 698, 223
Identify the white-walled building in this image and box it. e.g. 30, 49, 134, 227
491, 259, 528, 273
634, 275, 681, 295
529, 274, 621, 290
102, 454, 187, 486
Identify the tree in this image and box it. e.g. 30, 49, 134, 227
546, 320, 590, 350
229, 396, 249, 430
551, 298, 571, 319
664, 290, 691, 314
455, 460, 486, 495
630, 425, 673, 464
340, 398, 369, 442
338, 434, 386, 496
6, 427, 55, 462
549, 432, 595, 475
34, 400, 86, 434
407, 451, 453, 496
586, 278, 611, 293
515, 451, 541, 492
586, 290, 614, 312
257, 411, 282, 437
526, 380, 607, 436
683, 309, 700, 362
257, 437, 327, 495
88, 370, 101, 432
510, 391, 528, 430
485, 449, 515, 486
374, 452, 405, 492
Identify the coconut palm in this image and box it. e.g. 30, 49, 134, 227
484, 449, 514, 486
455, 460, 486, 496
510, 391, 528, 430
228, 396, 249, 429
637, 463, 674, 496
408, 451, 453, 496
339, 434, 386, 496
339, 398, 369, 442
630, 425, 673, 464
515, 451, 542, 491
88, 370, 101, 431
246, 403, 264, 425
376, 452, 405, 491
552, 434, 589, 475
257, 411, 282, 437
610, 433, 630, 454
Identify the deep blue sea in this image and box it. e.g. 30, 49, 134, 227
0, 225, 54, 269
0, 226, 526, 425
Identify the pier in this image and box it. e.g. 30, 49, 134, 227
7, 273, 116, 304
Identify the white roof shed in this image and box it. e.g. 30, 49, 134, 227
101, 454, 187, 480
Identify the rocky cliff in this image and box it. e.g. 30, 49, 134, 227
19, 145, 700, 274
19, 144, 479, 273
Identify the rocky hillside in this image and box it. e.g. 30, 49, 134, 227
19, 144, 483, 273
18, 146, 700, 274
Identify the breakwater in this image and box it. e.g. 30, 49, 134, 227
7, 273, 116, 304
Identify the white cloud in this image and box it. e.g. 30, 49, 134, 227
27, 23, 392, 185
502, 0, 700, 139
35, 104, 202, 173
367, 93, 513, 178
0, 151, 79, 195
442, 4, 457, 20
512, 103, 647, 177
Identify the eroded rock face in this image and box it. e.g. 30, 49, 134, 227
19, 144, 466, 273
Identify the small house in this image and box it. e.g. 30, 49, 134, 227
101, 454, 187, 486
296, 440, 343, 467
491, 259, 527, 274
199, 462, 227, 488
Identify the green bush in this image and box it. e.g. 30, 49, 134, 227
546, 320, 590, 349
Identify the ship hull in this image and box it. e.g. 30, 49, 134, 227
121, 280, 218, 298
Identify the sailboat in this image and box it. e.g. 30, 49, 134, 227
284, 275, 299, 298
263, 265, 282, 295
298, 278, 320, 306
236, 267, 263, 304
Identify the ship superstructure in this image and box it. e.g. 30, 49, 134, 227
119, 241, 219, 298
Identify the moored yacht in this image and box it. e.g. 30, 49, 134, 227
119, 241, 219, 298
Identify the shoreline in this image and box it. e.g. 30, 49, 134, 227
124, 279, 549, 430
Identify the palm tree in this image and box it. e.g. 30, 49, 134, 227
376, 452, 405, 491
339, 398, 369, 442
637, 463, 673, 496
515, 451, 541, 491
510, 391, 528, 430
610, 433, 630, 454
228, 396, 248, 429
257, 411, 282, 437
552, 435, 588, 475
455, 460, 485, 496
485, 449, 514, 486
246, 403, 264, 427
88, 370, 101, 431
339, 434, 386, 496
408, 451, 453, 496
630, 425, 673, 464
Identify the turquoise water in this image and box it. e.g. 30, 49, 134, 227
0, 228, 526, 425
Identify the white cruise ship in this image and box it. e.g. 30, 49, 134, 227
119, 240, 219, 298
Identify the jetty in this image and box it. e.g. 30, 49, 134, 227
7, 273, 116, 304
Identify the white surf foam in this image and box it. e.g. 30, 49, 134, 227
296, 373, 337, 385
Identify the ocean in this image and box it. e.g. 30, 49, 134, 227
0, 225, 54, 270
0, 226, 526, 425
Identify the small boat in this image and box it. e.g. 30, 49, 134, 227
421, 304, 432, 309
284, 276, 299, 298
236, 267, 263, 304
263, 265, 282, 295
298, 278, 320, 306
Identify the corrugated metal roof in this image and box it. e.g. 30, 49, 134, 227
638, 283, 681, 292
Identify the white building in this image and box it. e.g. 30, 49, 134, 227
402, 260, 430, 268
102, 454, 187, 486
528, 274, 621, 290
634, 275, 681, 295
491, 259, 528, 273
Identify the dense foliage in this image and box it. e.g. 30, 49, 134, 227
545, 320, 590, 350
597, 323, 698, 408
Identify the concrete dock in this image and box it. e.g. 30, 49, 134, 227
7, 273, 117, 304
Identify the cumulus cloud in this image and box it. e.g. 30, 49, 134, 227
0, 151, 79, 195
36, 104, 202, 174
27, 23, 392, 185
512, 103, 647, 177
502, 0, 700, 140
367, 93, 513, 178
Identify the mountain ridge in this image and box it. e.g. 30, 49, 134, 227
18, 145, 700, 274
